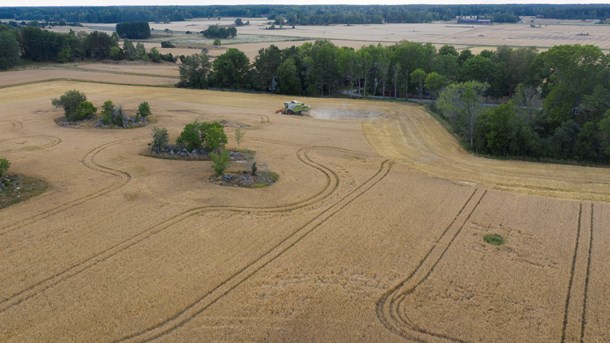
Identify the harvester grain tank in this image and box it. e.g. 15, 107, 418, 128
276, 100, 310, 115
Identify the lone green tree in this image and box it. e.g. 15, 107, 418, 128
52, 90, 88, 121
137, 101, 151, 119
234, 127, 245, 148
210, 149, 231, 176
150, 127, 169, 153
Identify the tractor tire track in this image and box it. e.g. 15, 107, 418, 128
0, 146, 343, 312
112, 159, 393, 343
580, 203, 594, 343
0, 135, 62, 153
376, 188, 486, 342
0, 120, 23, 131
561, 202, 594, 343
0, 137, 138, 237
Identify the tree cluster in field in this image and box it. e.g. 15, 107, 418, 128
99, 100, 151, 128
200, 25, 237, 39
116, 21, 151, 39
150, 121, 228, 157
0, 24, 176, 70
52, 90, 152, 127
1, 5, 610, 25
179, 41, 610, 164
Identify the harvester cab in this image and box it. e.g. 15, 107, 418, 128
275, 100, 310, 115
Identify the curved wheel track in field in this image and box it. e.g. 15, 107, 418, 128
0, 146, 354, 312
561, 202, 595, 343
0, 137, 137, 237
362, 105, 610, 202
113, 159, 393, 343
0, 135, 62, 153
376, 189, 486, 342
377, 196, 597, 343
0, 120, 23, 131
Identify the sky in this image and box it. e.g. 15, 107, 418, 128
1, 0, 609, 6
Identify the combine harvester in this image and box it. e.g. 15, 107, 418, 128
276, 100, 310, 115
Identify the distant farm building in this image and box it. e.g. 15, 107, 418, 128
457, 16, 492, 25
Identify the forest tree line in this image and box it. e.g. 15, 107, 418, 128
1, 4, 610, 25
0, 24, 175, 67
179, 40, 610, 163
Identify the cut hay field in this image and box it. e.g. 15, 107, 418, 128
51, 19, 610, 61
1, 70, 610, 342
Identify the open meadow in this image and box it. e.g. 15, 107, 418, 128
1, 60, 610, 342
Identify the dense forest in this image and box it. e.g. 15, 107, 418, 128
1, 4, 610, 25
178, 41, 610, 163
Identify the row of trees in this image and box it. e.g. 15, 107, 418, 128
0, 25, 175, 68
180, 40, 542, 99
1, 5, 609, 24
179, 41, 609, 163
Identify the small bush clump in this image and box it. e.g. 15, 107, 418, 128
0, 157, 10, 178
137, 101, 151, 119
209, 149, 231, 176
484, 233, 505, 246
150, 127, 169, 153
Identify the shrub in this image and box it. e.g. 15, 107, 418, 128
137, 101, 151, 119
101, 100, 114, 125
484, 233, 505, 246
77, 101, 96, 119
205, 124, 227, 151
210, 149, 230, 176
213, 39, 221, 46
176, 121, 204, 151
52, 90, 87, 121
112, 106, 124, 126
234, 127, 244, 148
150, 127, 169, 153
161, 41, 175, 48
0, 157, 10, 178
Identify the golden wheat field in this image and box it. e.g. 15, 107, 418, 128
50, 19, 610, 61
1, 64, 610, 343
